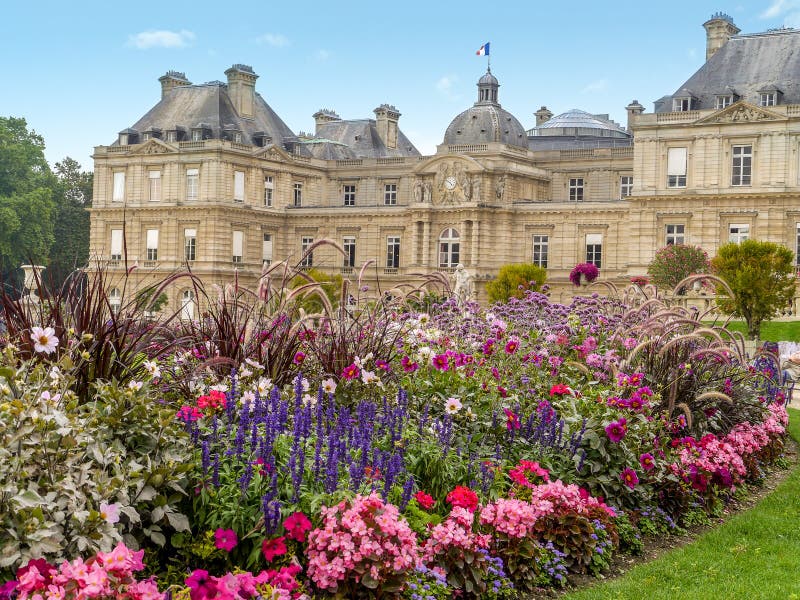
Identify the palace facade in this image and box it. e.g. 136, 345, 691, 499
89, 14, 800, 315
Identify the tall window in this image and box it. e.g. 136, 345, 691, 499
343, 236, 356, 268
384, 183, 397, 205
263, 233, 273, 265
760, 92, 776, 107
620, 176, 633, 199
110, 229, 123, 261
729, 224, 749, 244
532, 235, 549, 268
148, 171, 161, 202
264, 176, 273, 207
665, 224, 685, 246
146, 229, 159, 261
109, 288, 122, 315
300, 237, 314, 267
667, 148, 687, 188
186, 168, 199, 201
181, 290, 195, 321
112, 172, 125, 202
234, 170, 245, 202
796, 224, 800, 267
586, 233, 602, 268
386, 236, 400, 269
293, 183, 303, 207
438, 228, 460, 268
232, 230, 244, 264
731, 145, 752, 186
184, 228, 196, 262
343, 184, 356, 206
569, 178, 584, 201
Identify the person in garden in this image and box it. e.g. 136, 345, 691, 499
781, 351, 800, 382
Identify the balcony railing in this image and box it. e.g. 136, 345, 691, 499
383, 267, 398, 275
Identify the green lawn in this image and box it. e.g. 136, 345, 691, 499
703, 320, 800, 342
563, 408, 800, 600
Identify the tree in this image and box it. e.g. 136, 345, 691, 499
0, 117, 55, 273
711, 240, 796, 340
647, 244, 710, 291
486, 263, 547, 303
290, 268, 343, 314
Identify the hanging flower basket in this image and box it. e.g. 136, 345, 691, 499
570, 262, 599, 287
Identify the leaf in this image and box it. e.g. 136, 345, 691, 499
12, 489, 43, 508
137, 486, 158, 502
149, 531, 166, 547
151, 506, 165, 523
166, 511, 190, 532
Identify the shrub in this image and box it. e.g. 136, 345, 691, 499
647, 244, 710, 291
487, 263, 546, 303
569, 263, 599, 287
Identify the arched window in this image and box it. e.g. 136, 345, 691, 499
109, 288, 121, 315
181, 290, 195, 321
438, 228, 460, 268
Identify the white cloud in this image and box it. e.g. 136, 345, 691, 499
580, 79, 608, 94
760, 0, 794, 18
436, 74, 461, 101
127, 29, 195, 50
256, 33, 289, 47
314, 49, 331, 61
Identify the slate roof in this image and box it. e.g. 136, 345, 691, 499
656, 28, 800, 112
116, 82, 296, 147
528, 109, 630, 138
312, 119, 421, 158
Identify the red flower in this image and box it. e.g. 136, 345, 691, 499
262, 536, 287, 562
341, 363, 360, 380
549, 383, 571, 396
504, 408, 520, 430
446, 485, 479, 512
214, 528, 238, 552
283, 512, 312, 542
197, 390, 227, 411
414, 491, 435, 510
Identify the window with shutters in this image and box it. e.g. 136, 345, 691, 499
146, 229, 159, 261
667, 148, 687, 188
110, 229, 123, 261
232, 230, 244, 263
262, 233, 273, 265
112, 172, 125, 202
234, 170, 245, 202
586, 233, 602, 268
184, 228, 196, 262
148, 171, 161, 202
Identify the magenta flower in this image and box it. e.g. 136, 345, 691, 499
605, 417, 627, 443
283, 512, 313, 542
639, 453, 656, 472
186, 569, 218, 600
214, 528, 238, 552
620, 467, 639, 489
341, 363, 360, 380
293, 351, 306, 365
432, 354, 449, 371
176, 405, 202, 422
262, 536, 287, 562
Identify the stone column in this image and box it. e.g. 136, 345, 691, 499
422, 221, 431, 268
471, 220, 480, 266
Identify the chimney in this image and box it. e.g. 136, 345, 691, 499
373, 104, 400, 149
625, 100, 645, 131
225, 64, 258, 118
534, 106, 553, 126
158, 70, 190, 99
703, 13, 740, 61
312, 109, 341, 135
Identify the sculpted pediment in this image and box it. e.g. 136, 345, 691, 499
135, 139, 176, 155
697, 100, 786, 124
411, 156, 488, 206
253, 144, 292, 162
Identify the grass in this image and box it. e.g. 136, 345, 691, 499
563, 408, 800, 600
703, 320, 800, 342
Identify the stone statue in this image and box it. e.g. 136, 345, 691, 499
495, 175, 506, 200
452, 263, 474, 305
413, 179, 424, 203
423, 181, 432, 203
471, 177, 481, 202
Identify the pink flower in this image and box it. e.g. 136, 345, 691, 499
283, 512, 312, 542
176, 405, 202, 422
99, 502, 120, 524
639, 453, 656, 472
605, 417, 627, 443
97, 542, 145, 576
504, 338, 519, 354
620, 467, 639, 489
262, 536, 287, 562
185, 569, 218, 600
341, 363, 360, 380
214, 528, 238, 552
504, 408, 520, 431
401, 355, 419, 372
432, 354, 449, 371
549, 383, 571, 396
293, 351, 306, 365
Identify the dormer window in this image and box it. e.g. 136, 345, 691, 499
192, 129, 203, 142
118, 129, 139, 145
672, 97, 694, 112
715, 95, 735, 109
233, 132, 243, 143
166, 131, 177, 142
119, 133, 128, 145
760, 92, 776, 107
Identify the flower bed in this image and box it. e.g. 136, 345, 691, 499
0, 284, 789, 598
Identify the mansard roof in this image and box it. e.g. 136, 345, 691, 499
118, 82, 295, 147
313, 119, 420, 158
656, 28, 800, 112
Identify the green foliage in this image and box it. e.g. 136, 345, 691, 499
486, 263, 546, 303
711, 240, 797, 340
0, 351, 192, 573
647, 244, 710, 291
136, 286, 169, 314
290, 267, 342, 314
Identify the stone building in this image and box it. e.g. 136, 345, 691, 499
89, 14, 800, 315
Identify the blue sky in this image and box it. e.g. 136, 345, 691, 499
1, 0, 798, 169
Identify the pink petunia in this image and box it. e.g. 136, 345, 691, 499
283, 512, 312, 542
214, 528, 238, 552
262, 536, 287, 562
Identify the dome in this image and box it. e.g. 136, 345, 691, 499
442, 69, 528, 149
530, 109, 630, 139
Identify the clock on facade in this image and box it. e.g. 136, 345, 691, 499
444, 176, 457, 190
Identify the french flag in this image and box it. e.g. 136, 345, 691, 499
476, 42, 490, 56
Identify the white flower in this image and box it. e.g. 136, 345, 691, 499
31, 326, 59, 354
303, 393, 317, 407
322, 378, 337, 394
41, 391, 51, 401
143, 360, 161, 378
99, 502, 120, 524
242, 390, 256, 404
465, 406, 476, 420
210, 383, 228, 393
257, 377, 273, 395
244, 357, 264, 370
417, 313, 431, 324
239, 367, 253, 378
48, 366, 61, 381
301, 377, 310, 392
128, 380, 143, 391
444, 397, 463, 415
361, 370, 382, 387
